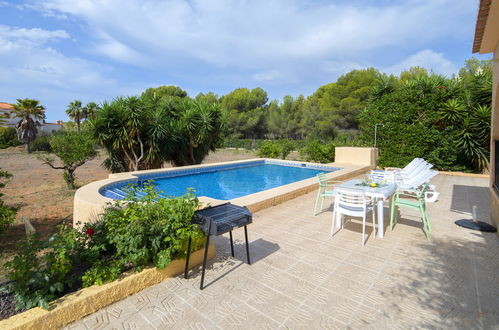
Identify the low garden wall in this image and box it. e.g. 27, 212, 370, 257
334, 147, 376, 167
0, 244, 215, 330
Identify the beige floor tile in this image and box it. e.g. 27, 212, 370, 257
66, 175, 497, 329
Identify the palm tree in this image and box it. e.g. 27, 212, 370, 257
83, 102, 99, 121
66, 100, 84, 131
12, 98, 45, 153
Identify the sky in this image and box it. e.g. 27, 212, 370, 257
0, 0, 491, 122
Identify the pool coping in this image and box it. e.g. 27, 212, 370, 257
74, 158, 370, 226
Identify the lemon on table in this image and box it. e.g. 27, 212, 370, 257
369, 182, 378, 187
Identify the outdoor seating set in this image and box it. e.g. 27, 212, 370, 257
315, 158, 439, 245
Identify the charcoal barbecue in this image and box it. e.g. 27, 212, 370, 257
184, 203, 252, 289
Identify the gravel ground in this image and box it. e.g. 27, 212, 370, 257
0, 289, 21, 320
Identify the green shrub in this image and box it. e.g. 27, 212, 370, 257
224, 138, 263, 150
99, 184, 204, 272
276, 139, 294, 159
5, 185, 204, 311
0, 169, 16, 235
0, 127, 21, 149
257, 140, 295, 159
300, 139, 335, 163
359, 64, 492, 172
39, 131, 97, 189
30, 135, 52, 152
257, 141, 280, 158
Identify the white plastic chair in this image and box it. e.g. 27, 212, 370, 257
331, 188, 376, 246
368, 170, 396, 183
398, 169, 439, 191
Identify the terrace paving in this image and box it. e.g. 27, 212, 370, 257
65, 174, 499, 329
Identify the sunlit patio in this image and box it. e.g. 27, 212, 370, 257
66, 174, 498, 329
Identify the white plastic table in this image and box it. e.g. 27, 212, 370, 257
335, 179, 397, 238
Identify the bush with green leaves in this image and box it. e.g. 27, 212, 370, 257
257, 140, 280, 158
29, 135, 52, 152
224, 138, 263, 150
359, 60, 492, 172
300, 139, 335, 163
5, 185, 204, 311
39, 130, 97, 189
0, 169, 16, 235
4, 225, 88, 310
257, 140, 295, 159
92, 90, 226, 172
0, 127, 21, 149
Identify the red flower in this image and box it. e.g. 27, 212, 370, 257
86, 227, 94, 236
439, 86, 445, 89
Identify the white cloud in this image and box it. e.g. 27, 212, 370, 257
0, 25, 138, 121
252, 70, 285, 82
0, 25, 69, 45
31, 0, 474, 70
1, 0, 479, 120
384, 49, 457, 77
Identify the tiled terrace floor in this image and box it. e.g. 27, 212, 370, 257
66, 175, 499, 329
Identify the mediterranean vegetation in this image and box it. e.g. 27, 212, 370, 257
91, 86, 226, 172
0, 57, 492, 319
66, 100, 100, 132
39, 131, 97, 189
0, 169, 16, 235
11, 99, 45, 153
359, 60, 492, 172
0, 58, 491, 172
4, 185, 203, 310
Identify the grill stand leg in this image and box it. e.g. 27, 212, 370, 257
200, 231, 211, 290
229, 231, 235, 257
244, 225, 251, 265
184, 236, 192, 279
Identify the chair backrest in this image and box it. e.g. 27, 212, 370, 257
401, 159, 433, 177
402, 158, 425, 173
317, 173, 328, 187
369, 170, 396, 183
400, 169, 438, 189
335, 188, 368, 211
401, 163, 433, 181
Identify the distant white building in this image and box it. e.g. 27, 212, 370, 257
0, 102, 63, 134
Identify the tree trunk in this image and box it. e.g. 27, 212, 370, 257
77, 120, 81, 132
64, 168, 76, 189
188, 144, 196, 165
25, 143, 31, 153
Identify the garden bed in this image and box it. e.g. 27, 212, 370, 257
0, 243, 215, 330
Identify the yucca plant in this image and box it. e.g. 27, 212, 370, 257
437, 99, 466, 126
455, 117, 489, 172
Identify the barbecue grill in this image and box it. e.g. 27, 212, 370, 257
184, 203, 252, 289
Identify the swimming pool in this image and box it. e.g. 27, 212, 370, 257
100, 160, 339, 200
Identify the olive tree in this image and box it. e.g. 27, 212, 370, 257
40, 131, 97, 189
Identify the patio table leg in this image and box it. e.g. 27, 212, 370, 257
377, 199, 384, 238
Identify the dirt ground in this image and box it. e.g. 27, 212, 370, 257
0, 146, 258, 280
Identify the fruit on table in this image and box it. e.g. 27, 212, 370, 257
369, 182, 378, 187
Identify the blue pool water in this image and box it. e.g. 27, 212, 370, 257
101, 161, 338, 200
